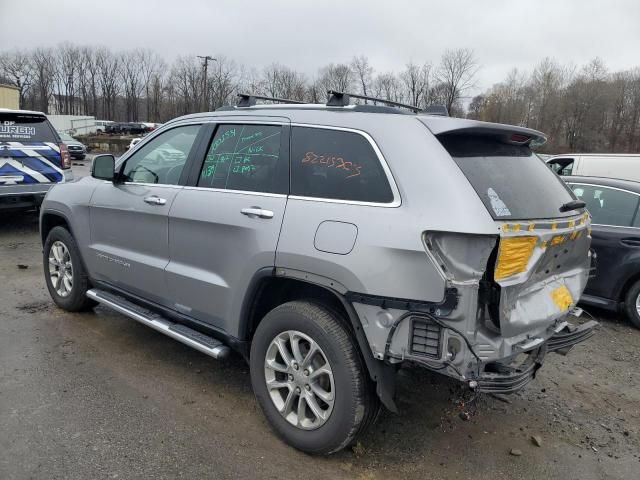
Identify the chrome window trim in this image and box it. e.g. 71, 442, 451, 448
568, 182, 640, 229
567, 182, 640, 198
104, 181, 184, 190
182, 186, 286, 198
116, 119, 401, 206
590, 223, 640, 230
289, 123, 401, 208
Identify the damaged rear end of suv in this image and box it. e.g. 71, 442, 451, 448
354, 115, 596, 398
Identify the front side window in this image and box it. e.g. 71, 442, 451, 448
121, 125, 199, 185
290, 127, 394, 203
570, 184, 639, 227
197, 124, 285, 193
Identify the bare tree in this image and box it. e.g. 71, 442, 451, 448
0, 50, 34, 107
139, 49, 163, 121
372, 72, 402, 102
120, 50, 145, 121
53, 43, 82, 115
400, 62, 431, 107
79, 46, 99, 117
208, 56, 238, 110
262, 63, 307, 101
96, 48, 120, 120
351, 55, 373, 100
316, 63, 353, 98
31, 48, 56, 113
434, 48, 479, 113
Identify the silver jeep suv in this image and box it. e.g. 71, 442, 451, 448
40, 92, 596, 454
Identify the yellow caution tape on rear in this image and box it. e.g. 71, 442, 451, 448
495, 236, 537, 281
551, 285, 573, 311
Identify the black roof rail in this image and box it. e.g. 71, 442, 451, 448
422, 105, 449, 117
236, 93, 305, 107
326, 90, 422, 113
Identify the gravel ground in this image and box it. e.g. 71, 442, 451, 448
1, 174, 639, 479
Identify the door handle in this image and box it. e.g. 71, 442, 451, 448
241, 207, 274, 219
144, 195, 167, 206
620, 238, 640, 247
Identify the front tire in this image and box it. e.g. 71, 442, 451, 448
623, 280, 640, 329
250, 301, 378, 454
43, 226, 96, 312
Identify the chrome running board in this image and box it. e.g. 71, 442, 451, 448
87, 288, 230, 359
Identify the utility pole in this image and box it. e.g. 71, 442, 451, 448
197, 55, 216, 111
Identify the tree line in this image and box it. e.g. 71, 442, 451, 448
469, 58, 640, 153
0, 44, 476, 121
1, 43, 639, 153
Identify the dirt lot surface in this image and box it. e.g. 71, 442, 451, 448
1, 196, 639, 479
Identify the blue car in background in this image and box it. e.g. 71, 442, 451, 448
0, 108, 73, 211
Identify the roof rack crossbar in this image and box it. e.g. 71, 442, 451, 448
326, 90, 422, 113
236, 93, 304, 107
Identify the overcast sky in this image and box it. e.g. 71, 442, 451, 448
1, 0, 639, 95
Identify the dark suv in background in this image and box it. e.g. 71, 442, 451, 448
565, 175, 640, 329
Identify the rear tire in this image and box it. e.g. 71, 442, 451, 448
623, 280, 640, 329
43, 226, 96, 312
250, 300, 378, 454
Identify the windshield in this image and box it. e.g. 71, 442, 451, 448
0, 113, 58, 142
439, 134, 579, 220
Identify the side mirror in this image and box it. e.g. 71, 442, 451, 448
92, 154, 116, 181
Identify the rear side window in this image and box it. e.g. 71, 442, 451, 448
290, 127, 394, 203
0, 113, 57, 142
439, 134, 577, 220
198, 124, 286, 194
570, 184, 640, 227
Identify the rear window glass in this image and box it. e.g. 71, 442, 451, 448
0, 113, 57, 142
439, 134, 577, 220
290, 127, 394, 203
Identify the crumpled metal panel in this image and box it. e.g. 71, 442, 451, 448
496, 214, 592, 337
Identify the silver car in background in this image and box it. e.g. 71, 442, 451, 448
39, 92, 596, 454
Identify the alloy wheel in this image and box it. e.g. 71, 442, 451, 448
48, 240, 73, 298
264, 330, 335, 430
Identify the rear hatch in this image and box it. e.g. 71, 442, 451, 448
423, 119, 591, 338
0, 111, 66, 185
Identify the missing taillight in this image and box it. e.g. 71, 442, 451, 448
494, 236, 537, 281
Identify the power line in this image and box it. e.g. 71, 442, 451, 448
197, 55, 216, 110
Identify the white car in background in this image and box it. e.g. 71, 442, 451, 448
128, 138, 142, 150
95, 120, 114, 133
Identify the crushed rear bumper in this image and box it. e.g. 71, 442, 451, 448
475, 347, 545, 394
546, 319, 598, 355
474, 318, 598, 394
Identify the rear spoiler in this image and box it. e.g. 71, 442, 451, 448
418, 116, 547, 146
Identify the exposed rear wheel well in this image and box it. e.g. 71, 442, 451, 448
41, 212, 71, 245
243, 277, 353, 342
